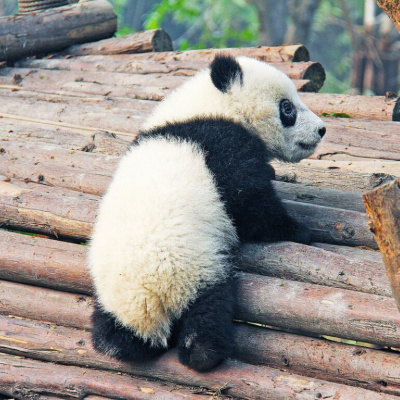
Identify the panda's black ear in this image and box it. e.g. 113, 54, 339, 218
210, 55, 243, 93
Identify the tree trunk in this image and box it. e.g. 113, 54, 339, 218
285, 0, 322, 44
253, 0, 288, 45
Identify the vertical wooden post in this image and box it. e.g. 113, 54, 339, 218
363, 179, 400, 311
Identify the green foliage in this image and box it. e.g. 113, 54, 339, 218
145, 0, 259, 50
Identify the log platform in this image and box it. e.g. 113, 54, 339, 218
0, 32, 400, 399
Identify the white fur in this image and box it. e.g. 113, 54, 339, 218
89, 137, 238, 347
144, 56, 325, 163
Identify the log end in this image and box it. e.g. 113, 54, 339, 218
392, 97, 400, 122
152, 29, 173, 52
303, 62, 326, 92
292, 45, 310, 62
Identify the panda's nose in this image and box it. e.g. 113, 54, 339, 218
318, 127, 326, 138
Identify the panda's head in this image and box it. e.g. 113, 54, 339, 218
143, 55, 325, 163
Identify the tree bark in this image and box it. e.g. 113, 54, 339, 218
238, 241, 390, 297
0, 316, 399, 399
0, 351, 210, 400
253, 0, 289, 45
377, 0, 400, 33
65, 29, 173, 56
285, 0, 322, 44
0, 0, 117, 62
363, 178, 400, 311
0, 175, 376, 247
0, 228, 385, 297
272, 160, 396, 193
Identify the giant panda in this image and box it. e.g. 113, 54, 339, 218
89, 55, 326, 372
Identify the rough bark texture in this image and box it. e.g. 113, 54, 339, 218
0, 0, 117, 62
377, 0, 400, 35
363, 179, 400, 311
0, 316, 398, 400
66, 29, 173, 56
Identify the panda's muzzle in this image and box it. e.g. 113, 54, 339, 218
298, 142, 317, 151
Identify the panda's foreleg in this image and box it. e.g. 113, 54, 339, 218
91, 299, 167, 362
177, 276, 236, 372
237, 181, 312, 245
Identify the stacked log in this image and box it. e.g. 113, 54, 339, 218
1, 40, 400, 399
0, 0, 117, 62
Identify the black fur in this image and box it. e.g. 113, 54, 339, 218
177, 277, 236, 372
92, 117, 311, 371
210, 55, 243, 93
139, 118, 311, 244
92, 300, 167, 362
279, 99, 297, 127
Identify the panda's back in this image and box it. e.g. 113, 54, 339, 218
89, 135, 238, 346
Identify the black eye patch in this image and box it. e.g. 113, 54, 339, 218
279, 99, 297, 127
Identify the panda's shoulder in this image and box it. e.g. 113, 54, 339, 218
139, 117, 267, 158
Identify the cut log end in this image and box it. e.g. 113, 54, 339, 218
302, 61, 326, 92
393, 97, 400, 121
292, 45, 310, 62
152, 29, 173, 52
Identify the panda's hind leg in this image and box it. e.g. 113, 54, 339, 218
177, 277, 236, 372
91, 300, 167, 362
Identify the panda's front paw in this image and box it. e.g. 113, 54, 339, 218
178, 333, 228, 372
291, 223, 312, 245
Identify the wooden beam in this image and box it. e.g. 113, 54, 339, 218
363, 178, 400, 311
66, 29, 173, 55
0, 0, 117, 62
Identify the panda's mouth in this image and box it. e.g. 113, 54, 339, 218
298, 142, 317, 151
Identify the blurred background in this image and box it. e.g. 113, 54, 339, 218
1, 0, 399, 95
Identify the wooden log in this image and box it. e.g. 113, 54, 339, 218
313, 242, 383, 264
61, 44, 311, 63
0, 95, 146, 135
272, 161, 396, 193
0, 180, 96, 239
0, 316, 397, 400
0, 140, 120, 172
237, 273, 400, 348
363, 179, 400, 311
1, 159, 112, 196
2, 272, 400, 348
0, 352, 210, 400
66, 29, 173, 55
377, 0, 400, 33
0, 174, 376, 248
300, 92, 399, 121
238, 241, 391, 297
283, 200, 377, 249
314, 117, 400, 161
274, 181, 365, 213
0, 112, 134, 146
0, 280, 93, 329
0, 229, 386, 298
235, 324, 400, 396
0, 67, 188, 92
0, 0, 117, 62
15, 56, 323, 89
0, 230, 91, 294
302, 159, 400, 178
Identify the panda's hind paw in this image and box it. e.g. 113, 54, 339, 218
178, 337, 227, 372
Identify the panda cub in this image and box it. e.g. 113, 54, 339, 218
89, 55, 326, 372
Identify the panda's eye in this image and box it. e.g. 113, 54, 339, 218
279, 99, 297, 127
